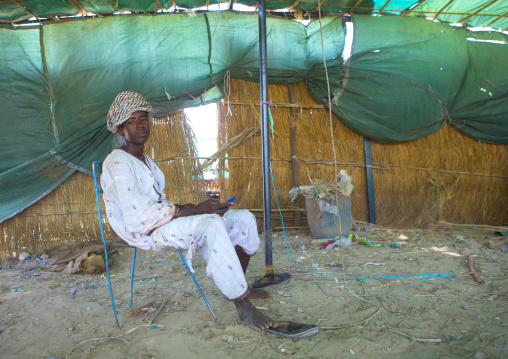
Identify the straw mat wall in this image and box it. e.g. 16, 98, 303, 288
1, 80, 506, 261
0, 111, 205, 261
217, 79, 508, 230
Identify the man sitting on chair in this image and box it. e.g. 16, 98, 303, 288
101, 91, 278, 332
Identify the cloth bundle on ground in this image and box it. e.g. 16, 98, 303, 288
51, 243, 115, 274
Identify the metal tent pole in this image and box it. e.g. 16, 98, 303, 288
258, 0, 272, 268
363, 136, 377, 224
252, 1, 291, 289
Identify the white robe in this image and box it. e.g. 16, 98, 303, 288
101, 149, 259, 300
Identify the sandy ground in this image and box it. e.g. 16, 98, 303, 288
0, 224, 507, 359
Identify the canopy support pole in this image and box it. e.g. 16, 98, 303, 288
363, 136, 377, 224
253, 0, 291, 289
258, 0, 272, 269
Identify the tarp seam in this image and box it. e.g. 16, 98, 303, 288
203, 13, 213, 81
40, 25, 59, 146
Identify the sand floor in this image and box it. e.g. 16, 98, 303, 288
0, 224, 506, 359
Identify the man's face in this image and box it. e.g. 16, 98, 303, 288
117, 111, 150, 145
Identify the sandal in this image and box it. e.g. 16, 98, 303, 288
252, 273, 291, 289
265, 321, 318, 339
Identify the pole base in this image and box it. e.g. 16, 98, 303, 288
252, 272, 291, 289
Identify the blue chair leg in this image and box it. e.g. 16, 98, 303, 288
177, 249, 217, 321
103, 244, 120, 329
93, 161, 120, 329
130, 248, 136, 310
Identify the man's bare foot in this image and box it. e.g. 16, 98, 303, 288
235, 297, 279, 332
246, 287, 272, 300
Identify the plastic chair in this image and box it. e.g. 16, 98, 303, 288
92, 161, 216, 329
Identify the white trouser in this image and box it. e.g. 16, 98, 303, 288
152, 209, 259, 300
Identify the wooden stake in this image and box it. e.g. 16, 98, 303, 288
288, 83, 301, 227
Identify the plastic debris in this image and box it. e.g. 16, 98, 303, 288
365, 242, 386, 247
100, 273, 115, 279
67, 288, 80, 296
11, 288, 23, 293
136, 278, 156, 285
326, 237, 352, 249
391, 242, 402, 249
320, 240, 334, 249
361, 226, 373, 232
363, 262, 385, 268
19, 252, 30, 261
350, 233, 370, 245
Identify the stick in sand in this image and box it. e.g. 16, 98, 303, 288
468, 255, 483, 284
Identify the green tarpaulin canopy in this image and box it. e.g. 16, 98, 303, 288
0, 11, 507, 222
1, 0, 507, 30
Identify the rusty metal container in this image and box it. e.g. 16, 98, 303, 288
305, 196, 352, 239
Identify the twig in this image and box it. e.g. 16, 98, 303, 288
149, 298, 167, 324
390, 330, 441, 343
354, 221, 392, 231
319, 306, 381, 330
386, 165, 508, 179
468, 255, 483, 284
65, 324, 164, 357
436, 221, 508, 232
414, 338, 442, 343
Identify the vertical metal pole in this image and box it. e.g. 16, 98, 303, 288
258, 0, 272, 267
363, 137, 377, 224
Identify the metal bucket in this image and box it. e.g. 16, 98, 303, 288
305, 196, 352, 239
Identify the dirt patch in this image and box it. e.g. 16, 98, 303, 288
0, 225, 506, 358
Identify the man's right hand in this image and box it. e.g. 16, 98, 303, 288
174, 199, 232, 219
195, 199, 233, 215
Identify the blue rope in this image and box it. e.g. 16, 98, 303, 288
267, 157, 458, 298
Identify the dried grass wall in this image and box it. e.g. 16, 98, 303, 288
217, 79, 508, 229
2, 80, 506, 261
0, 111, 205, 261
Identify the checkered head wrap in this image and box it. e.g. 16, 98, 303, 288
107, 91, 153, 133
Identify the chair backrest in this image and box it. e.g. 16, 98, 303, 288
92, 161, 106, 227
92, 161, 103, 194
